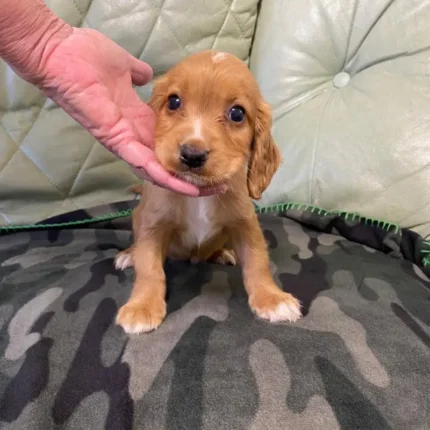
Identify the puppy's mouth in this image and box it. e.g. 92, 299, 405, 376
157, 145, 241, 188
174, 170, 227, 188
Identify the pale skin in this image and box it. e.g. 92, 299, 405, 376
0, 0, 224, 196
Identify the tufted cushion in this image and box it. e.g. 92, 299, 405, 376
251, 0, 430, 239
0, 0, 259, 226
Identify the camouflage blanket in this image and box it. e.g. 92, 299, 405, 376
0, 202, 429, 429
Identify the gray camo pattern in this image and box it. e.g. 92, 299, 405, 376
0, 208, 429, 429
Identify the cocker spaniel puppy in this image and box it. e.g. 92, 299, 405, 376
115, 51, 301, 334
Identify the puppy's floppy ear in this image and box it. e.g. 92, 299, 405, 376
147, 75, 168, 112
247, 99, 281, 200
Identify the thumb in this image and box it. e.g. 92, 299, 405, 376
129, 55, 153, 86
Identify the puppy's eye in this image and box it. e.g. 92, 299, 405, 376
228, 105, 245, 123
167, 95, 181, 110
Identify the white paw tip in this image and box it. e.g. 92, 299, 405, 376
114, 253, 132, 271
121, 323, 155, 334
259, 302, 302, 323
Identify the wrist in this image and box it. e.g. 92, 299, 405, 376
0, 0, 72, 84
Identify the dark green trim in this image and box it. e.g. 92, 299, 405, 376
421, 241, 430, 267
0, 210, 133, 233
256, 202, 400, 233
0, 201, 400, 234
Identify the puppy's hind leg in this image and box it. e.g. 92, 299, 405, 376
208, 248, 237, 266
190, 231, 237, 266
114, 247, 134, 271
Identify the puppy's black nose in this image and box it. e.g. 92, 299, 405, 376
179, 144, 208, 168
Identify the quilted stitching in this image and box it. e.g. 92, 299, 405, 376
222, 0, 246, 39
0, 0, 259, 225
70, 0, 86, 17
155, 1, 190, 56
249, 0, 430, 239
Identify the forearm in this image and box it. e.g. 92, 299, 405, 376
0, 0, 72, 83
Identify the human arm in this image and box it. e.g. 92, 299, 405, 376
0, 0, 224, 196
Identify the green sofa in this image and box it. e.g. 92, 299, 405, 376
1, 1, 429, 429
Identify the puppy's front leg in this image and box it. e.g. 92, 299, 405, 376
116, 228, 171, 334
230, 214, 302, 323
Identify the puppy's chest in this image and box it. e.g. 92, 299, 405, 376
180, 197, 221, 249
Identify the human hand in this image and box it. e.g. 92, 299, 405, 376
34, 27, 225, 196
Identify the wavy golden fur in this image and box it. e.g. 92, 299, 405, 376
115, 51, 301, 334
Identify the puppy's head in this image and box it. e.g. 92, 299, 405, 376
149, 50, 281, 199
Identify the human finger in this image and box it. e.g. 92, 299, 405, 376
118, 141, 200, 196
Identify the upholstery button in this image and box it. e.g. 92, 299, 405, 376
332, 72, 351, 88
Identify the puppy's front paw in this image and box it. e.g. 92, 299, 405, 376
116, 300, 166, 334
250, 291, 302, 323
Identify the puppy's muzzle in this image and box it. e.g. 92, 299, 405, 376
179, 143, 208, 169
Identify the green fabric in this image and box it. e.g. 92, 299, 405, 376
1, 204, 429, 429
250, 0, 430, 239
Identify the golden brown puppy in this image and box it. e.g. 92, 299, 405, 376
115, 50, 301, 334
